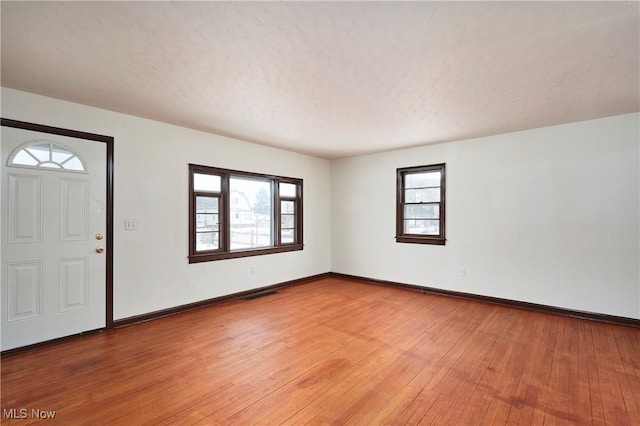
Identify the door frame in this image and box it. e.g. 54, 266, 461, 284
1, 118, 114, 335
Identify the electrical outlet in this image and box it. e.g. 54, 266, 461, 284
459, 268, 466, 277
125, 219, 137, 230
250, 266, 256, 275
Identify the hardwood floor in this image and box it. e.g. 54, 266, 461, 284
1, 277, 639, 425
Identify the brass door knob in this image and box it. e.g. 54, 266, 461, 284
96, 247, 105, 254
96, 233, 104, 240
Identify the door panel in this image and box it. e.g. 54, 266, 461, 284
8, 174, 42, 243
1, 125, 107, 351
59, 257, 88, 312
7, 261, 42, 321
60, 179, 89, 241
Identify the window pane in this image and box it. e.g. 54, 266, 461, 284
405, 187, 440, 203
281, 229, 295, 244
281, 200, 295, 214
281, 214, 295, 229
196, 196, 218, 213
405, 171, 441, 189
196, 232, 219, 251
196, 214, 218, 231
194, 173, 221, 192
51, 146, 74, 163
196, 197, 219, 236
404, 220, 440, 235
62, 156, 85, 171
230, 177, 272, 250
11, 150, 39, 166
279, 182, 297, 197
404, 204, 439, 219
25, 144, 50, 162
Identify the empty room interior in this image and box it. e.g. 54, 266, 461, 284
1, 1, 639, 425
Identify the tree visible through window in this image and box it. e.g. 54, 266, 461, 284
229, 177, 272, 251
396, 163, 446, 245
189, 164, 303, 263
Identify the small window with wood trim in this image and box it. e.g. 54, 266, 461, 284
189, 164, 303, 263
396, 163, 446, 245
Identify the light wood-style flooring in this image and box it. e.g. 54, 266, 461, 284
1, 277, 639, 425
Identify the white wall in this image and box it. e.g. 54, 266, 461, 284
1, 88, 332, 320
3, 88, 638, 321
332, 113, 640, 319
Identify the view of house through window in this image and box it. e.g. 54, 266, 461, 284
194, 173, 221, 252
230, 177, 273, 250
279, 182, 298, 245
189, 164, 303, 263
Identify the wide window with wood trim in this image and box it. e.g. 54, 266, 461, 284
396, 163, 446, 245
189, 164, 303, 263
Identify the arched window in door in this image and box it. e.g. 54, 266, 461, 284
7, 140, 87, 172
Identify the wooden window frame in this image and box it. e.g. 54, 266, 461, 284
189, 164, 303, 263
277, 180, 300, 246
396, 163, 446, 245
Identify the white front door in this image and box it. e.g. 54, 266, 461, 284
1, 125, 107, 351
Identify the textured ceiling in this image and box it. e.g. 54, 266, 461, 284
1, 1, 639, 159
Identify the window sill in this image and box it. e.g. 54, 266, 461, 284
395, 236, 446, 245
189, 244, 303, 263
